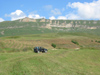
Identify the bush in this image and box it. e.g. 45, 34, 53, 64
51, 43, 56, 48
95, 40, 97, 42
95, 40, 100, 43
91, 40, 93, 42
71, 40, 79, 45
97, 41, 100, 43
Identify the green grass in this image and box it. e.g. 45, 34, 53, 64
0, 19, 100, 74
0, 32, 100, 75
0, 49, 100, 75
0, 32, 100, 51
0, 19, 100, 37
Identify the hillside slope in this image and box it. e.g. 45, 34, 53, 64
0, 18, 100, 37
0, 33, 100, 52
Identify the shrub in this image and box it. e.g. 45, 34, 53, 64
71, 40, 79, 45
97, 41, 100, 43
51, 43, 56, 48
95, 40, 97, 42
91, 40, 93, 42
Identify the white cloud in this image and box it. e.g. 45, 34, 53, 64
49, 14, 81, 20
51, 8, 62, 15
0, 18, 4, 22
57, 14, 80, 20
49, 16, 56, 20
68, 0, 100, 19
5, 10, 26, 21
57, 16, 67, 20
66, 13, 81, 20
28, 14, 45, 19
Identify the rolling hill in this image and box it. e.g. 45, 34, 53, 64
0, 18, 100, 75
0, 17, 100, 37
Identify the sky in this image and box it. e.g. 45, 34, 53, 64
0, 0, 100, 22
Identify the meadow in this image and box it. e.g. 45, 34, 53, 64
0, 49, 100, 75
1, 33, 100, 52
0, 33, 100, 75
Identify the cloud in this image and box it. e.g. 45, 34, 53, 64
51, 8, 62, 15
57, 14, 80, 20
57, 16, 67, 20
49, 14, 80, 20
68, 0, 100, 19
28, 14, 45, 19
44, 5, 53, 10
0, 18, 4, 22
5, 10, 45, 20
5, 10, 26, 20
49, 16, 56, 20
66, 13, 81, 20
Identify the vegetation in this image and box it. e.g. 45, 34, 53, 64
0, 33, 100, 52
97, 41, 100, 43
0, 20, 100, 75
0, 49, 100, 75
95, 40, 100, 43
0, 19, 100, 37
51, 43, 56, 48
71, 40, 79, 45
91, 40, 93, 42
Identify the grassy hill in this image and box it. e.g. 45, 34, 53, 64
0, 19, 100, 75
0, 32, 100, 75
0, 33, 100, 52
0, 21, 56, 37
0, 18, 100, 37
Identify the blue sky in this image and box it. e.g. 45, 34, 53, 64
0, 0, 100, 22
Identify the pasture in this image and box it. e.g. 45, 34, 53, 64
0, 33, 100, 75
0, 49, 100, 75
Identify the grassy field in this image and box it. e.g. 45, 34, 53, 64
0, 33, 100, 75
0, 49, 100, 75
1, 33, 100, 51
0, 19, 100, 75
0, 33, 100, 52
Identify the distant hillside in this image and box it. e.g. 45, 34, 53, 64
0, 17, 100, 37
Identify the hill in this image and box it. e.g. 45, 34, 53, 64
0, 17, 100, 37
0, 33, 100, 53
0, 30, 100, 75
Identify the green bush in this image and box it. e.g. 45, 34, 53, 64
51, 43, 56, 48
91, 40, 93, 42
95, 40, 97, 42
71, 40, 79, 45
95, 40, 100, 43
97, 41, 100, 43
